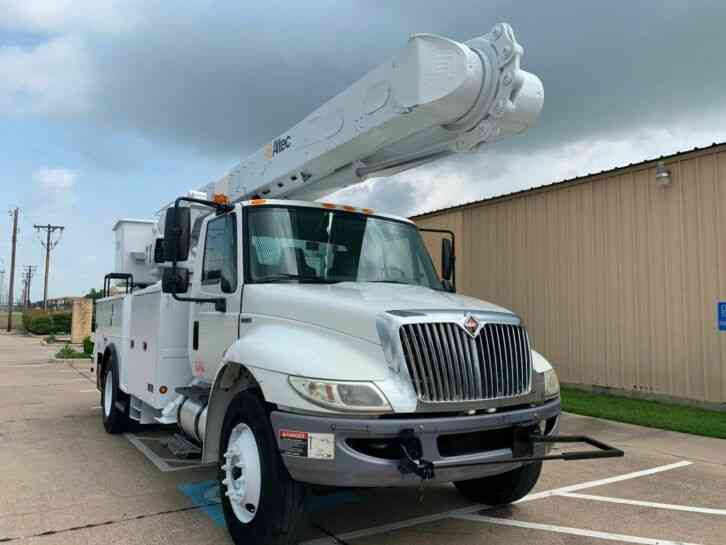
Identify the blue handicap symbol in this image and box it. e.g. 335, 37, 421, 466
719, 302, 726, 331
178, 480, 360, 528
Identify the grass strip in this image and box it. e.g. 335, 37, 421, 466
561, 386, 726, 440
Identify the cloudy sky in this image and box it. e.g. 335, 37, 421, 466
2, 1, 726, 299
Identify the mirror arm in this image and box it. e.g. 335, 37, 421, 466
418, 227, 456, 292
170, 292, 226, 313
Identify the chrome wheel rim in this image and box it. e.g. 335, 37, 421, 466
222, 422, 262, 523
103, 369, 113, 417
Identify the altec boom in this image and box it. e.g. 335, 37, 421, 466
195, 23, 543, 204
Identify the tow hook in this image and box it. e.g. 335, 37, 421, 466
398, 429, 435, 480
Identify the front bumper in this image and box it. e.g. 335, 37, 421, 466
271, 398, 561, 487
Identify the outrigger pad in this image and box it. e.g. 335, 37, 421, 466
164, 433, 202, 459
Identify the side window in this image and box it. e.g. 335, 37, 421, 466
202, 214, 238, 293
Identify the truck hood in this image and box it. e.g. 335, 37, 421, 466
242, 282, 515, 344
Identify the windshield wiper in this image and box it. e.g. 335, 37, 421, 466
255, 273, 338, 284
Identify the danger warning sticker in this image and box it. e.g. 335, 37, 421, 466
279, 430, 335, 460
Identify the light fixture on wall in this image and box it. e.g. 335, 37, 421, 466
655, 161, 671, 187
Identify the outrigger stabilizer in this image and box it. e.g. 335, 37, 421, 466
398, 427, 624, 481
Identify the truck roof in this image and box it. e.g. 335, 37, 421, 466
112, 218, 156, 231
239, 198, 415, 225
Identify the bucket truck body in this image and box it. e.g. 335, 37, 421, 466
90, 23, 619, 545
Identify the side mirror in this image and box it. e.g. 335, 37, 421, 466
441, 238, 454, 281
162, 267, 190, 294
153, 238, 165, 264
163, 207, 191, 262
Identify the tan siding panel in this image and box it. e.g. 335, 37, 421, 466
717, 151, 726, 400
697, 154, 721, 402
412, 145, 726, 404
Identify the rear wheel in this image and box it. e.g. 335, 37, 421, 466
101, 358, 130, 434
454, 461, 542, 505
219, 390, 308, 545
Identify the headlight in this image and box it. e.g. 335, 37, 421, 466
544, 369, 560, 398
289, 377, 392, 413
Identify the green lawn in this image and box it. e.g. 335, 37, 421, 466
561, 386, 726, 440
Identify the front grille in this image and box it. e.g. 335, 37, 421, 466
399, 322, 532, 402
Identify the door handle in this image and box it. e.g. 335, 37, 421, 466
193, 321, 199, 350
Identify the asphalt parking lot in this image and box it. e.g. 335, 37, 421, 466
2, 333, 725, 545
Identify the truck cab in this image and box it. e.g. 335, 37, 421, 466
169, 197, 560, 495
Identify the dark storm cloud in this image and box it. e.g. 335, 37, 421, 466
5, 0, 726, 218
79, 1, 726, 159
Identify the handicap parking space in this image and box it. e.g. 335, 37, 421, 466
2, 334, 725, 545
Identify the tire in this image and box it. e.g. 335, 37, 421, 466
454, 461, 542, 505
101, 357, 131, 434
219, 390, 308, 545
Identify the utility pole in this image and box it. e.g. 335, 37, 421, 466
21, 275, 27, 310
22, 265, 37, 309
33, 224, 64, 311
7, 208, 18, 331
0, 269, 5, 307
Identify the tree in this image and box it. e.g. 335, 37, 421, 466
85, 288, 104, 301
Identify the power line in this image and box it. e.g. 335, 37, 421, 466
33, 224, 64, 311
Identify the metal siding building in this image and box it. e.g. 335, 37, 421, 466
413, 143, 726, 406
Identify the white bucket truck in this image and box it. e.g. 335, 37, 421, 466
93, 23, 621, 545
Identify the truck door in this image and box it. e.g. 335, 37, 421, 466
191, 210, 242, 382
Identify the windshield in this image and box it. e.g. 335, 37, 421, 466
246, 206, 442, 289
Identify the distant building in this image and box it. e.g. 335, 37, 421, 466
45, 296, 82, 310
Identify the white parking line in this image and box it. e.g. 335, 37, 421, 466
302, 504, 489, 545
80, 389, 98, 393
517, 460, 693, 502
301, 461, 694, 545
559, 492, 726, 516
91, 405, 102, 410
453, 514, 702, 545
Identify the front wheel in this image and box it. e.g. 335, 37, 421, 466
454, 461, 542, 505
219, 390, 308, 545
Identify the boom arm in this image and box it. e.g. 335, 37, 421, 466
199, 23, 543, 203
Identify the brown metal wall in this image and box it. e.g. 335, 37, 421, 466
416, 146, 726, 404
